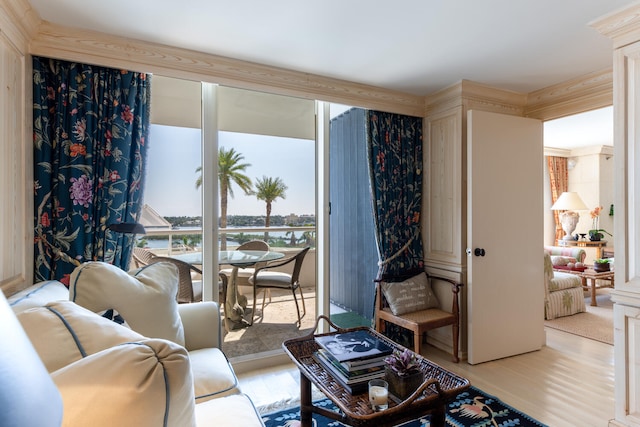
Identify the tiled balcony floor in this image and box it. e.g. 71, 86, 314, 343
221, 285, 318, 359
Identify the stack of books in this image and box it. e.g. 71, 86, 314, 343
313, 329, 393, 394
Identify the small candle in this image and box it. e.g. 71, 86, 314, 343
369, 379, 388, 411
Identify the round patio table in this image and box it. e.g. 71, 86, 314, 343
172, 250, 284, 327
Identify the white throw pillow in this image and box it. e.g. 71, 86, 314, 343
381, 272, 440, 316
69, 261, 185, 346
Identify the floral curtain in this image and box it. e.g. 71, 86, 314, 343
33, 57, 151, 285
547, 156, 568, 243
366, 110, 424, 279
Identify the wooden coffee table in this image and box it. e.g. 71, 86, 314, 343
580, 269, 614, 306
282, 315, 470, 427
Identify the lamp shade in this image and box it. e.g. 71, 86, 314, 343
550, 192, 588, 211
107, 222, 146, 235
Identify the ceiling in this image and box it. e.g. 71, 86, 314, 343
26, 0, 628, 148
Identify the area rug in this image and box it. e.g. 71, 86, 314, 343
544, 289, 613, 345
262, 386, 547, 427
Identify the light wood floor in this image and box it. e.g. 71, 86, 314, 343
238, 327, 614, 427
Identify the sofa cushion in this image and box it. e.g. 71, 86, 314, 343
381, 272, 439, 316
8, 280, 69, 314
52, 338, 196, 427
17, 300, 144, 373
69, 261, 185, 346
189, 347, 241, 402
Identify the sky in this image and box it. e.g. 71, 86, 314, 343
143, 124, 316, 217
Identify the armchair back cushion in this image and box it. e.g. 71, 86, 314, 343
69, 261, 185, 346
17, 301, 144, 373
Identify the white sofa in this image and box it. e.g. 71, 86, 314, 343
6, 263, 265, 427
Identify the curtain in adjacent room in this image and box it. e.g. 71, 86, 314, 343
366, 110, 424, 279
33, 57, 151, 284
547, 156, 569, 243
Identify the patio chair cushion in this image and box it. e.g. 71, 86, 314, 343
69, 261, 185, 346
17, 300, 145, 373
380, 271, 439, 316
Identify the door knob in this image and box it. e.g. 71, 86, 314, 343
474, 248, 486, 257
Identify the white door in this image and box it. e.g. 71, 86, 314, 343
467, 110, 545, 365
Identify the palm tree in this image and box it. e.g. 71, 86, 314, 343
196, 147, 252, 250
254, 176, 288, 241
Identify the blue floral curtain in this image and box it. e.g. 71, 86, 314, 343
33, 57, 151, 285
366, 110, 424, 279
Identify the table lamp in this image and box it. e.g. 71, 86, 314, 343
551, 192, 588, 241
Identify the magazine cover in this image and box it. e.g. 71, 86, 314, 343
315, 330, 393, 362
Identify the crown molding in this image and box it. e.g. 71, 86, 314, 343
544, 147, 572, 157
425, 79, 526, 116
29, 21, 424, 117
0, 0, 39, 52
591, 2, 640, 48
525, 69, 612, 120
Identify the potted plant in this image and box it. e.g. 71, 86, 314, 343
383, 349, 424, 400
589, 206, 613, 241
594, 258, 610, 272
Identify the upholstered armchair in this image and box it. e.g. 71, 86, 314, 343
543, 252, 586, 320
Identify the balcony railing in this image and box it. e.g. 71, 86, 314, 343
140, 226, 316, 256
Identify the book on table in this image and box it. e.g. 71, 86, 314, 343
312, 350, 385, 394
314, 329, 393, 363
315, 349, 385, 381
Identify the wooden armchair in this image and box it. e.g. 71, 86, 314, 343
374, 270, 463, 362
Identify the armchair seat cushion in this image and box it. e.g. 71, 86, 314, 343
189, 347, 240, 403
549, 272, 583, 291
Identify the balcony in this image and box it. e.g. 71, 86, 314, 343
136, 226, 323, 360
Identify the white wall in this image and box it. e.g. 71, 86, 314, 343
568, 146, 614, 249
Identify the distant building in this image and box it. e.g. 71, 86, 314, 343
139, 204, 172, 230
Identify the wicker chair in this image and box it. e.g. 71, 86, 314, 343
131, 247, 156, 268
147, 256, 203, 303
219, 240, 270, 287
146, 256, 228, 316
248, 246, 310, 327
